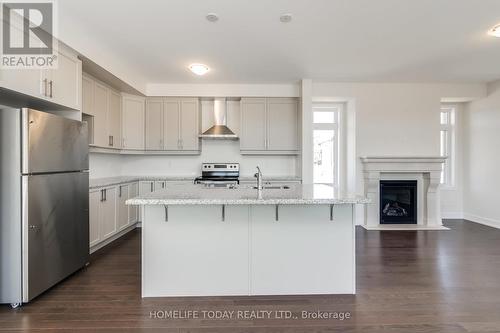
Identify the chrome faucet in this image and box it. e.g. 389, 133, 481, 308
254, 166, 263, 190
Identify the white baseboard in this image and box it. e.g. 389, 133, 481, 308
463, 213, 500, 229
441, 212, 464, 219
361, 224, 449, 231
90, 222, 140, 254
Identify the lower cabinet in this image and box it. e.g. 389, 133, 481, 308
139, 181, 155, 195
100, 187, 117, 240
89, 191, 101, 247
89, 182, 139, 250
117, 184, 129, 231
128, 182, 139, 224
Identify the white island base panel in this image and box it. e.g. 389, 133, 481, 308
142, 204, 355, 297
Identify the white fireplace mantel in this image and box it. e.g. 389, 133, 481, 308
360, 156, 448, 230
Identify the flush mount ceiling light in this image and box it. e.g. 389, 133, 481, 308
206, 13, 219, 22
189, 63, 210, 76
280, 14, 292, 23
488, 24, 500, 37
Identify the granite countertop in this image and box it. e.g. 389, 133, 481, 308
126, 183, 369, 205
89, 175, 302, 189
89, 176, 195, 189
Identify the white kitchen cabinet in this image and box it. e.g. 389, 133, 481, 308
267, 98, 299, 151
139, 181, 155, 195
145, 98, 164, 150
155, 181, 166, 191
163, 99, 181, 150
93, 81, 109, 147
240, 98, 267, 151
240, 97, 299, 154
46, 46, 82, 110
0, 64, 43, 101
99, 187, 117, 240
82, 74, 123, 149
117, 184, 129, 231
0, 44, 82, 110
89, 182, 140, 251
128, 182, 139, 224
162, 97, 200, 152
180, 98, 200, 151
108, 90, 122, 148
89, 190, 101, 247
122, 94, 145, 150
82, 75, 94, 116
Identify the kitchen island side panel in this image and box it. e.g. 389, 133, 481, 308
142, 204, 355, 297
142, 205, 250, 297
250, 204, 355, 295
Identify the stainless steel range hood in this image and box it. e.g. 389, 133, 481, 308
199, 98, 238, 139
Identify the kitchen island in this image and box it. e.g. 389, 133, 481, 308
127, 184, 369, 297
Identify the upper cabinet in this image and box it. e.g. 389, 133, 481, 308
83, 74, 122, 149
92, 80, 109, 147
145, 98, 164, 150
122, 94, 145, 150
179, 98, 201, 151
108, 90, 122, 148
0, 44, 82, 110
46, 47, 82, 110
240, 97, 299, 154
145, 97, 200, 153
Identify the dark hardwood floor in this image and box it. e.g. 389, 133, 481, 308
1, 220, 500, 332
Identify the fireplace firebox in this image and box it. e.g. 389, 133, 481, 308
379, 180, 417, 224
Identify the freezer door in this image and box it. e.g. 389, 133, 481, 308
23, 172, 89, 302
22, 109, 88, 174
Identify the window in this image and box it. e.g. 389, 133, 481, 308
313, 103, 341, 185
440, 106, 455, 186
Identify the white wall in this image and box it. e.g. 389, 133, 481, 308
120, 141, 297, 178
90, 141, 297, 179
463, 80, 500, 228
311, 82, 486, 224
89, 153, 122, 178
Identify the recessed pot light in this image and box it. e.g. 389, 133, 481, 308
189, 63, 210, 76
206, 13, 218, 22
280, 14, 292, 23
488, 24, 500, 37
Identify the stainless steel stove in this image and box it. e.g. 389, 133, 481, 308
194, 163, 239, 187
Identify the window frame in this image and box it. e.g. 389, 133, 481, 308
312, 103, 343, 187
440, 106, 456, 188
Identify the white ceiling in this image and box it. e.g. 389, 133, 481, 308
59, 0, 500, 84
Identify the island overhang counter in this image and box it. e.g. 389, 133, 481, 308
127, 184, 369, 297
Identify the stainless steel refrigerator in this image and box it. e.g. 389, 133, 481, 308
0, 108, 89, 307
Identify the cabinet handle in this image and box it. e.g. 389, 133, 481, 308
100, 189, 104, 202
42, 78, 48, 97
48, 80, 53, 98
150, 182, 154, 192
119, 186, 122, 197
162, 182, 165, 189
164, 205, 168, 222
109, 135, 113, 147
